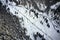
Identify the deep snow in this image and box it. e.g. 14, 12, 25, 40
0, 0, 60, 40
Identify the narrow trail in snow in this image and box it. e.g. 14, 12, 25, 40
9, 5, 53, 40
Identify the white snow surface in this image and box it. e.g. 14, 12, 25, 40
50, 2, 60, 10
0, 0, 60, 40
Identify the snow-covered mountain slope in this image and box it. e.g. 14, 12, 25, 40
0, 0, 60, 40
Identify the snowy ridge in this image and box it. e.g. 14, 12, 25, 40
0, 0, 60, 40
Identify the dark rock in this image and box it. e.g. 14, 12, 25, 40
2, 37, 5, 40
57, 6, 60, 12
35, 13, 38, 18
45, 0, 60, 6
57, 30, 60, 33
9, 0, 13, 2
15, 11, 18, 14
30, 9, 36, 13
45, 18, 48, 23
36, 32, 43, 38
3, 5, 6, 9
6, 0, 8, 3
13, 0, 19, 5
42, 38, 46, 40
47, 23, 50, 28
33, 33, 38, 40
38, 33, 43, 38
7, 8, 10, 11
0, 1, 2, 7
40, 21, 43, 25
